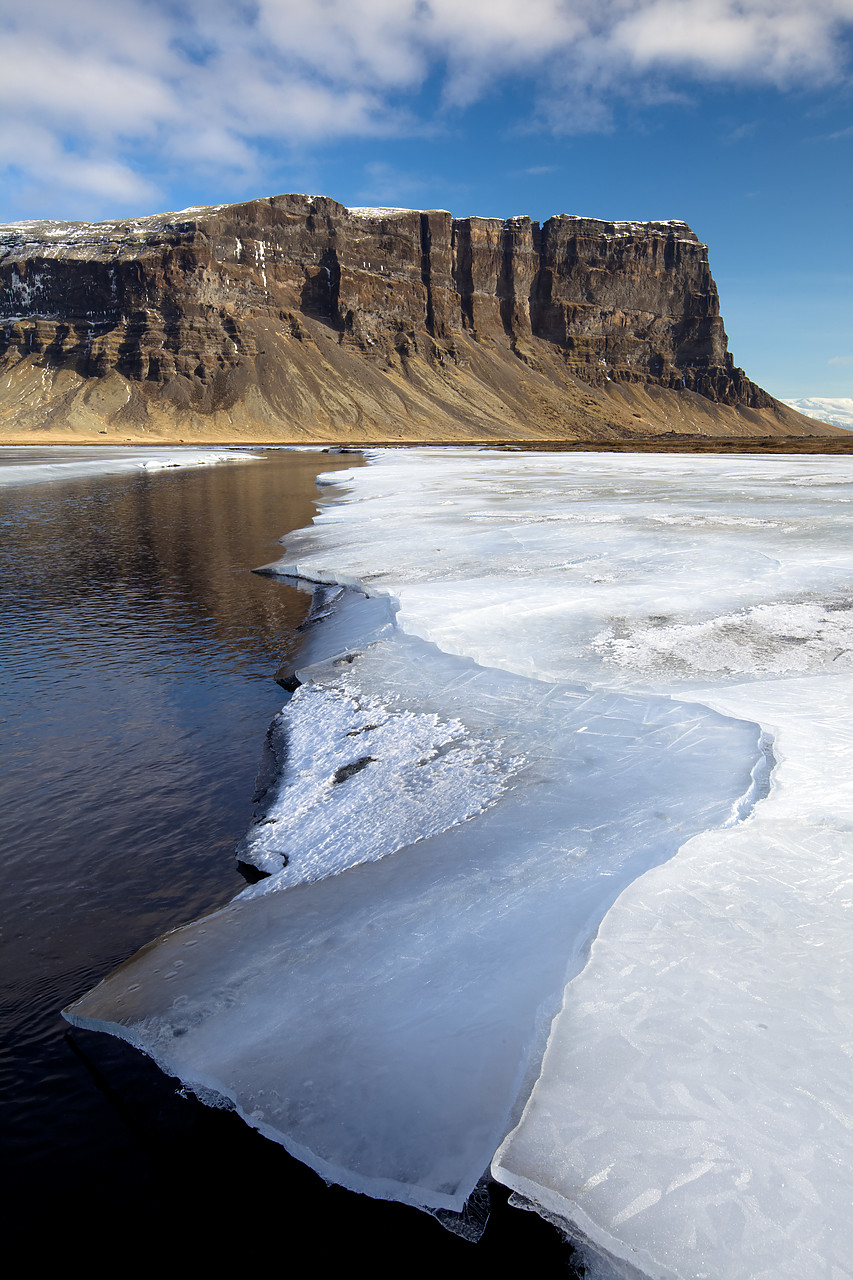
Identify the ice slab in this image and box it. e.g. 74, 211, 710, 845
65, 622, 763, 1211
494, 788, 853, 1278
0, 445, 257, 487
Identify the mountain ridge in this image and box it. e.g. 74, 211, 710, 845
0, 192, 841, 444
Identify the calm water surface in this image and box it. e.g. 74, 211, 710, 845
0, 448, 576, 1271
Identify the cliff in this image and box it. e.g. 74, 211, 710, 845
0, 193, 839, 443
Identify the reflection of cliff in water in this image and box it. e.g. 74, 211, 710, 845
0, 447, 369, 1260
0, 450, 360, 669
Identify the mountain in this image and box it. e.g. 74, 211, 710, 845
0, 193, 842, 444
782, 398, 853, 431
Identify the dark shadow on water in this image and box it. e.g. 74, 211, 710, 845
46, 1027, 583, 1271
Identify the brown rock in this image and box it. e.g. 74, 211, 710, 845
0, 193, 842, 443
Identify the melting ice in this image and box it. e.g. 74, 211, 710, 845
0, 445, 257, 487
65, 449, 853, 1276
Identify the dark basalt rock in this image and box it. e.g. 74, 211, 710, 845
0, 194, 837, 441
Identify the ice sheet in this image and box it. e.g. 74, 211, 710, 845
277, 450, 853, 691
63, 448, 853, 1272
494, 674, 853, 1280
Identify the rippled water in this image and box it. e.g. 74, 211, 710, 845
0, 448, 573, 1270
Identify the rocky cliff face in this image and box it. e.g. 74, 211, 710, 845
0, 193, 836, 442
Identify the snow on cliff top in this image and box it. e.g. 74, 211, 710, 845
0, 198, 696, 253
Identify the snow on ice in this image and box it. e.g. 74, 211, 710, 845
0, 445, 257, 487
65, 449, 853, 1277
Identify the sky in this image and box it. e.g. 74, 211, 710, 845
1, 0, 851, 401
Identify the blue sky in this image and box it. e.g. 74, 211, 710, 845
1, 0, 851, 400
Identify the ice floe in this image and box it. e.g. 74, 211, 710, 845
65, 616, 762, 1212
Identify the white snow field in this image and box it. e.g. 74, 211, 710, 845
782, 397, 853, 431
0, 445, 257, 486
65, 449, 853, 1276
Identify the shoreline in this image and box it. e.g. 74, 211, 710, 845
1, 434, 852, 454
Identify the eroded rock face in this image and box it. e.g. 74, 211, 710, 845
0, 193, 832, 441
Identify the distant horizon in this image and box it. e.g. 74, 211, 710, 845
782, 397, 853, 430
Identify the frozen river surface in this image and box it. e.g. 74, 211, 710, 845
65, 449, 853, 1278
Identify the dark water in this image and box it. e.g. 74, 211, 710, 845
0, 449, 577, 1271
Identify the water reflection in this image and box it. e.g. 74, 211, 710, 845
0, 452, 356, 1182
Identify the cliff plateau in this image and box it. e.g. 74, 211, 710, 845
0, 193, 838, 444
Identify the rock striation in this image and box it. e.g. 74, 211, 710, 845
0, 193, 840, 442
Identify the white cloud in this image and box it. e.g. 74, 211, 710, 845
1, 0, 852, 215
610, 0, 850, 84
0, 119, 159, 207
1, 40, 177, 134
